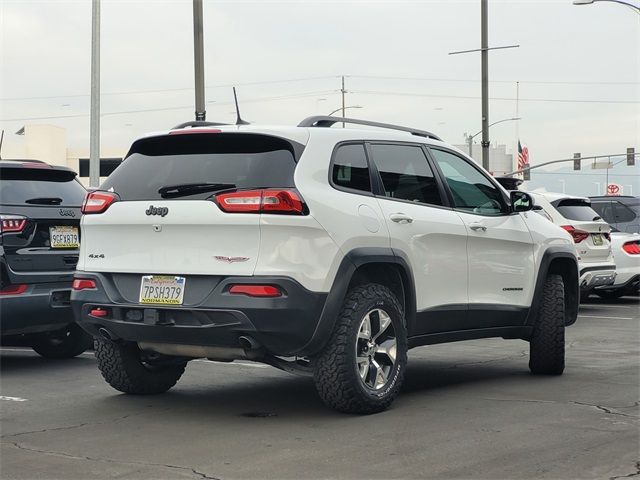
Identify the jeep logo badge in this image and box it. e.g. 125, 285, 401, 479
59, 208, 75, 217
145, 206, 168, 217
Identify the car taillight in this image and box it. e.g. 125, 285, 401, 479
168, 128, 222, 135
229, 285, 282, 297
72, 278, 97, 290
82, 191, 118, 214
561, 225, 589, 243
215, 189, 305, 215
0, 284, 28, 295
622, 241, 640, 255
0, 215, 27, 233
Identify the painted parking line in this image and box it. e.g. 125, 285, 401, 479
579, 315, 634, 320
194, 359, 268, 369
0, 347, 94, 357
0, 396, 28, 402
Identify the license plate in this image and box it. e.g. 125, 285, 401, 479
49, 226, 79, 249
592, 234, 603, 246
139, 275, 186, 305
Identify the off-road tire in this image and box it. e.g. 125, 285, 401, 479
31, 323, 94, 359
529, 274, 565, 375
313, 283, 408, 414
94, 338, 186, 394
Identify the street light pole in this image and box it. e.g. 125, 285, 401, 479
89, 0, 100, 188
341, 76, 346, 128
481, 0, 489, 170
328, 105, 362, 116
466, 117, 521, 159
193, 0, 206, 121
573, 0, 640, 13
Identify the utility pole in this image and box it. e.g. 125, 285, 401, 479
89, 0, 100, 187
480, 0, 489, 171
341, 75, 346, 128
193, 0, 206, 121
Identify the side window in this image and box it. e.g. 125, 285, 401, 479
369, 144, 443, 205
430, 148, 507, 215
331, 144, 371, 193
613, 201, 636, 222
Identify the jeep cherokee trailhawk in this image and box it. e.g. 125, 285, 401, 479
72, 117, 579, 414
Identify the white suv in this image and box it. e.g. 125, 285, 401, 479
72, 117, 579, 414
529, 192, 616, 295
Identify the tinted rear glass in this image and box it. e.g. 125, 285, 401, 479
0, 168, 85, 205
553, 199, 601, 221
102, 133, 299, 201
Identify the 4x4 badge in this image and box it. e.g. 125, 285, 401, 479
214, 256, 250, 263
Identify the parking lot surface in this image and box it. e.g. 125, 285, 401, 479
1, 297, 638, 480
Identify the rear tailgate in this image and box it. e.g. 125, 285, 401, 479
1, 167, 85, 284
79, 132, 305, 301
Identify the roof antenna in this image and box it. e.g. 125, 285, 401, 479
233, 87, 250, 125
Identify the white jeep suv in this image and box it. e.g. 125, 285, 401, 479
72, 117, 579, 414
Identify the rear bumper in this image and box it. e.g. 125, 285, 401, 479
579, 265, 616, 292
0, 283, 74, 336
71, 272, 328, 356
595, 274, 640, 295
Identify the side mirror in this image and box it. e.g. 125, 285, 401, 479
510, 191, 533, 212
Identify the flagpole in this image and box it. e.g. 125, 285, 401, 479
515, 81, 519, 176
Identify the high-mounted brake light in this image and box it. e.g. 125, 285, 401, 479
72, 278, 97, 291
229, 285, 282, 297
215, 189, 305, 215
168, 128, 222, 135
82, 191, 118, 214
561, 225, 589, 243
0, 284, 28, 296
0, 215, 27, 233
622, 241, 640, 255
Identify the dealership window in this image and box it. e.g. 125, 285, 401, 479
78, 158, 122, 178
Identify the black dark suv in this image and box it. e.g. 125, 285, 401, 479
589, 196, 640, 233
0, 160, 92, 358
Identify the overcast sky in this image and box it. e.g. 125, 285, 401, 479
1, 0, 638, 165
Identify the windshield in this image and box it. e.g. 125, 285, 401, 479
101, 133, 299, 201
0, 168, 86, 206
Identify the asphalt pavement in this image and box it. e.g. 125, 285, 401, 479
1, 297, 638, 480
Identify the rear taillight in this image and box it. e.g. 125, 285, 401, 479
0, 284, 28, 295
622, 241, 640, 255
0, 215, 27, 233
229, 285, 282, 297
215, 189, 305, 215
561, 225, 589, 243
72, 278, 97, 291
168, 128, 222, 135
82, 191, 118, 214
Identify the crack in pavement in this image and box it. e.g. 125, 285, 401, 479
610, 461, 640, 480
3, 440, 221, 480
482, 397, 639, 419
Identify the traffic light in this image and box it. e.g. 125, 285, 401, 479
523, 166, 530, 181
573, 153, 581, 171
628, 147, 635, 166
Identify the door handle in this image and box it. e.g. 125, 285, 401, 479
390, 213, 413, 224
469, 223, 487, 232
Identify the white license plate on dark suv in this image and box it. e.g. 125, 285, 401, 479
49, 226, 79, 248
139, 275, 186, 305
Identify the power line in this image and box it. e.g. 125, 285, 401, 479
0, 76, 337, 102
350, 89, 640, 104
0, 90, 337, 122
351, 75, 640, 86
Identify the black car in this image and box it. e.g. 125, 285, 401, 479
0, 160, 92, 357
589, 195, 640, 233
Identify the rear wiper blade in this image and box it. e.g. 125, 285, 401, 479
158, 182, 236, 198
25, 197, 63, 205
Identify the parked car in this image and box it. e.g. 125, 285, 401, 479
72, 117, 579, 414
594, 232, 640, 299
589, 196, 640, 234
529, 192, 616, 296
0, 160, 93, 358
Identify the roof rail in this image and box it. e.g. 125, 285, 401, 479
172, 120, 229, 129
297, 116, 442, 141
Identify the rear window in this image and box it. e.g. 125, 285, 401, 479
102, 133, 299, 201
0, 168, 85, 206
552, 199, 601, 222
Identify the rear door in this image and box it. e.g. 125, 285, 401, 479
82, 132, 300, 277
368, 142, 469, 334
428, 147, 535, 327
1, 166, 85, 285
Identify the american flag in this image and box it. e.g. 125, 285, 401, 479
518, 141, 529, 171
